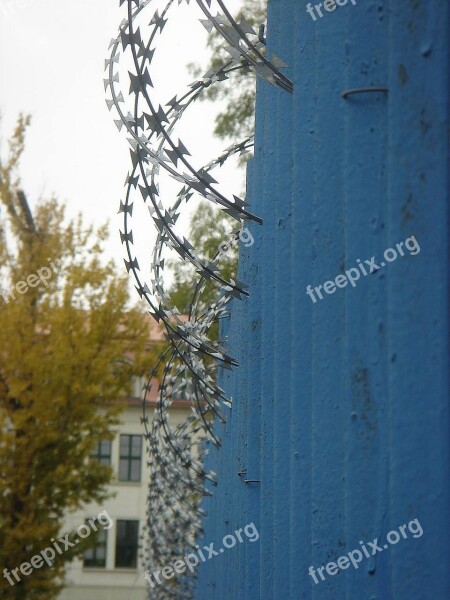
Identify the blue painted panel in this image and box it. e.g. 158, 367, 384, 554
196, 1, 450, 599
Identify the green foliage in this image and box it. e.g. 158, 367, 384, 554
192, 0, 266, 141
0, 117, 150, 599
168, 202, 238, 314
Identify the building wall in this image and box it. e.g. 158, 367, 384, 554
196, 1, 450, 599
59, 403, 189, 600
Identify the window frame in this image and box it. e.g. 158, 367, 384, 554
91, 440, 112, 466
118, 434, 142, 482
82, 519, 108, 569
115, 519, 139, 569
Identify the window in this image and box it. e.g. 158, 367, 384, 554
91, 440, 112, 466
83, 522, 108, 568
131, 375, 145, 398
119, 434, 142, 482
115, 520, 139, 568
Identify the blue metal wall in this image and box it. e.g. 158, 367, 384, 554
196, 1, 450, 598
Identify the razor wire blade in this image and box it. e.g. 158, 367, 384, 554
105, 1, 292, 598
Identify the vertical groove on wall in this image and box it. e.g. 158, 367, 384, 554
195, 2, 450, 599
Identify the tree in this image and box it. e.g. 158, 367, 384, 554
173, 0, 267, 311
0, 116, 151, 599
192, 0, 266, 141
168, 201, 238, 314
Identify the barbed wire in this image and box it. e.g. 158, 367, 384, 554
105, 1, 292, 598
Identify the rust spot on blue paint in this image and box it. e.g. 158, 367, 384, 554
351, 367, 376, 447
420, 107, 432, 135
402, 193, 415, 223
398, 64, 408, 86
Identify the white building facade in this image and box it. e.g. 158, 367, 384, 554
59, 397, 190, 600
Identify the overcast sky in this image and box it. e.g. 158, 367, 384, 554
0, 0, 245, 274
